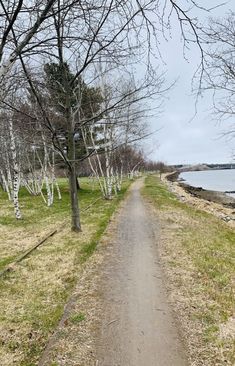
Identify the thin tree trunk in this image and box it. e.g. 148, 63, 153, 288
41, 128, 53, 206
55, 180, 62, 200
50, 151, 61, 200
67, 127, 81, 232
35, 147, 49, 201
8, 118, 22, 219
0, 169, 11, 200
5, 145, 13, 196
54, 33, 81, 231
85, 126, 106, 197
76, 177, 80, 190
103, 123, 113, 199
116, 164, 123, 192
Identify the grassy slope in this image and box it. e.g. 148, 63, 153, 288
143, 175, 234, 366
0, 178, 130, 366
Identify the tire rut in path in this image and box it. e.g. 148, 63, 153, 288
95, 179, 188, 366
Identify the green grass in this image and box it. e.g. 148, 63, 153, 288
0, 177, 131, 366
0, 179, 97, 227
0, 178, 129, 268
0, 255, 18, 272
143, 175, 235, 366
70, 312, 86, 324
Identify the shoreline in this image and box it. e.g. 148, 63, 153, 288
163, 172, 235, 228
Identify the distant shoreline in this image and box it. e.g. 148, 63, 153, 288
163, 172, 235, 227
166, 171, 235, 208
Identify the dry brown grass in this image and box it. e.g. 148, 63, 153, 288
143, 175, 235, 366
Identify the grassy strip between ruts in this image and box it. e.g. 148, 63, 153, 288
0, 177, 131, 366
142, 175, 235, 366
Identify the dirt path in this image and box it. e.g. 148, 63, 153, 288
95, 179, 188, 366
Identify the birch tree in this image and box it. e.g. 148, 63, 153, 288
8, 115, 21, 218
81, 70, 160, 198
0, 111, 22, 218
13, 0, 164, 229
0, 0, 213, 229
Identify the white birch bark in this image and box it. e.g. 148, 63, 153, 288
130, 160, 143, 180
8, 118, 22, 219
85, 126, 107, 197
0, 169, 11, 200
35, 148, 47, 198
86, 121, 114, 200
98, 62, 115, 199
4, 143, 13, 196
41, 129, 53, 206
117, 165, 123, 191
23, 149, 42, 196
51, 151, 61, 200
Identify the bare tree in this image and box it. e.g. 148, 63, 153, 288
81, 68, 164, 198
0, 0, 57, 91
10, 0, 167, 230
202, 12, 235, 138
0, 0, 215, 229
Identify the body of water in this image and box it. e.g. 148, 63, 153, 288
179, 169, 235, 198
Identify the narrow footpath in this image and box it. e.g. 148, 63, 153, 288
95, 179, 188, 366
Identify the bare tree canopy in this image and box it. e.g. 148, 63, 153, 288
0, 0, 224, 229
202, 11, 235, 138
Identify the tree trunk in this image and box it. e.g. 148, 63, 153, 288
52, 152, 62, 200
67, 130, 81, 232
41, 131, 53, 206
62, 58, 81, 231
9, 118, 22, 219
55, 180, 62, 200
76, 176, 81, 190
0, 169, 11, 200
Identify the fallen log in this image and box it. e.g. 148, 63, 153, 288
0, 196, 103, 278
0, 229, 57, 278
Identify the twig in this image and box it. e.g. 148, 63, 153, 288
106, 318, 119, 326
81, 197, 102, 212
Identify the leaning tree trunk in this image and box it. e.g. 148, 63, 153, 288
8, 118, 22, 219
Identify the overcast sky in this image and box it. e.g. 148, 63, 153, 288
149, 0, 234, 165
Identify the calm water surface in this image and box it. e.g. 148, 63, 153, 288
180, 169, 235, 198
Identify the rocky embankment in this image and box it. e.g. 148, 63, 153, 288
163, 172, 235, 228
